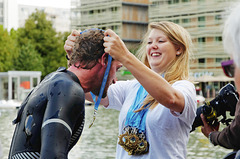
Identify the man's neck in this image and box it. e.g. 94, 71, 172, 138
67, 64, 103, 93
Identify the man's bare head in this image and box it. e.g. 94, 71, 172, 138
69, 29, 105, 69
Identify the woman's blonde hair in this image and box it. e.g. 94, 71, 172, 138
136, 21, 193, 111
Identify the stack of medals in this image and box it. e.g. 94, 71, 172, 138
118, 126, 149, 155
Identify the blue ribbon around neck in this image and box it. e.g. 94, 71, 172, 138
89, 54, 112, 128
81, 28, 112, 128
125, 84, 149, 133
90, 54, 112, 110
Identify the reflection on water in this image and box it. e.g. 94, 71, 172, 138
0, 106, 232, 159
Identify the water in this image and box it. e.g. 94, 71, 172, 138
0, 106, 232, 159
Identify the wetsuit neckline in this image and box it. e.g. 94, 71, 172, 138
57, 67, 81, 86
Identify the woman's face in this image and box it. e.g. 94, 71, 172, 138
146, 28, 179, 74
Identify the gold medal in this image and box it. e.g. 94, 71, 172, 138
118, 128, 149, 155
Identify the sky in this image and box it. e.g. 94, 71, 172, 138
17, 0, 71, 8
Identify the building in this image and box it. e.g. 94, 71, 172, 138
149, 0, 237, 98
0, 0, 70, 33
18, 5, 71, 33
0, 71, 41, 102
70, 0, 238, 98
0, 0, 18, 31
71, 0, 149, 49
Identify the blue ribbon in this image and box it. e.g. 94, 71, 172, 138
81, 28, 113, 128
89, 55, 112, 128
125, 84, 149, 133
80, 28, 105, 34
90, 54, 112, 111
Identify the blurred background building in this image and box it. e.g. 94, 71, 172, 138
0, 0, 18, 31
0, 0, 70, 32
18, 5, 70, 33
148, 0, 237, 98
70, 0, 238, 98
0, 0, 238, 99
71, 0, 149, 50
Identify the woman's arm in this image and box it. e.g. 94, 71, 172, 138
64, 31, 110, 108
104, 29, 185, 112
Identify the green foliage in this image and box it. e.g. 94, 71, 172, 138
16, 9, 68, 76
14, 41, 44, 71
0, 10, 69, 76
0, 25, 18, 72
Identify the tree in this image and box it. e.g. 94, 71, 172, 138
17, 9, 67, 76
0, 25, 18, 72
14, 41, 44, 71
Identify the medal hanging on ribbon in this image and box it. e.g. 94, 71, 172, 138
82, 28, 112, 128
118, 84, 150, 155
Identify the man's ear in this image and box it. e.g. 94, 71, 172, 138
98, 53, 108, 66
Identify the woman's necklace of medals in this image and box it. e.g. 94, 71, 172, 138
118, 85, 149, 155
118, 126, 149, 155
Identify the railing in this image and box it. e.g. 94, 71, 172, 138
149, 1, 231, 18
80, 12, 122, 25
81, 0, 121, 7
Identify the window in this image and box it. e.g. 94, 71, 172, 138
111, 25, 118, 31
168, 0, 180, 4
182, 18, 190, 23
199, 58, 205, 63
20, 77, 30, 90
198, 37, 206, 43
215, 15, 222, 21
33, 78, 38, 87
216, 58, 223, 63
215, 36, 222, 42
198, 16, 205, 27
111, 7, 118, 12
89, 10, 94, 14
198, 16, 205, 21
215, 15, 221, 20
172, 19, 179, 24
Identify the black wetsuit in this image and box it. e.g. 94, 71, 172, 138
9, 67, 85, 159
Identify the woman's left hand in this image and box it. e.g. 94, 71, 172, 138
103, 29, 130, 62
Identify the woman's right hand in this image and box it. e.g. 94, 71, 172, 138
64, 30, 81, 56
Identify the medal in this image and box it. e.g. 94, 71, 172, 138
118, 127, 149, 155
118, 85, 149, 155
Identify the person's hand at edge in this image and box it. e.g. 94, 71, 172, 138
200, 113, 220, 137
64, 30, 81, 56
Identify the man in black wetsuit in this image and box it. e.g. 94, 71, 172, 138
9, 29, 122, 159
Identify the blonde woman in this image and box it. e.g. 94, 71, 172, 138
64, 21, 197, 158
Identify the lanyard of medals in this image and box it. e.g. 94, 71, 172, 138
89, 54, 112, 128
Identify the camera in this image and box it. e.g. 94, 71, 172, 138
191, 83, 239, 132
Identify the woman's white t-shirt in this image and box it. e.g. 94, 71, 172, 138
107, 79, 197, 159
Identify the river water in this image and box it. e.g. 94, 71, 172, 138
0, 106, 232, 159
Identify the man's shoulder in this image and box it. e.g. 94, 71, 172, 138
46, 71, 83, 94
